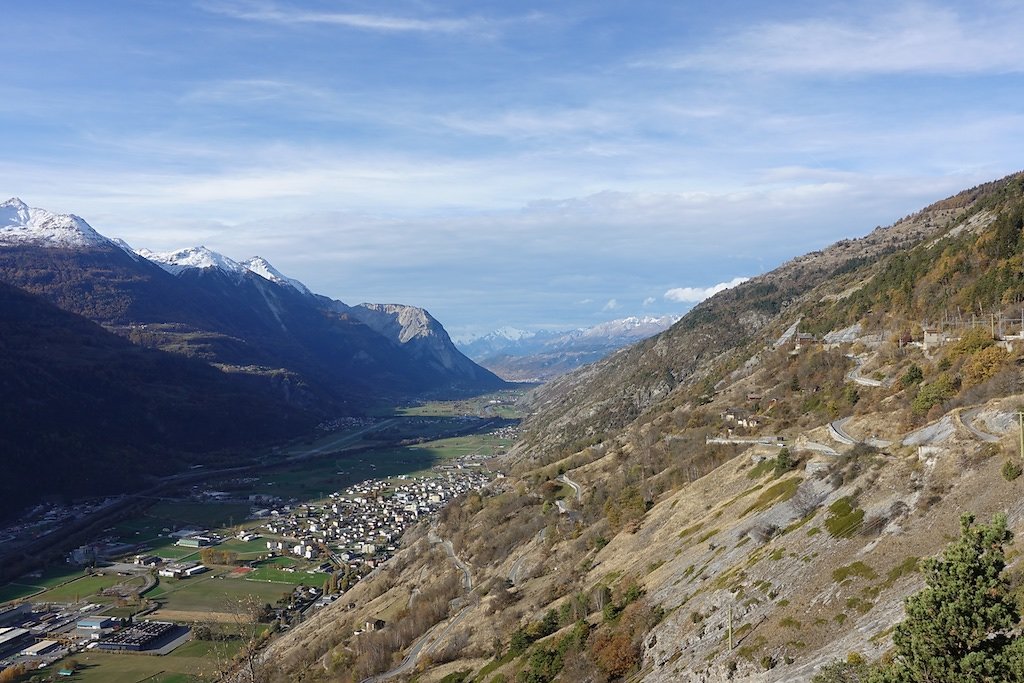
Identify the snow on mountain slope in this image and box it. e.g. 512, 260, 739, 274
0, 197, 111, 249
459, 315, 679, 357
137, 245, 247, 276
241, 256, 311, 294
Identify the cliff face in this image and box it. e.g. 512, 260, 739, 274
349, 303, 509, 391
262, 173, 1024, 683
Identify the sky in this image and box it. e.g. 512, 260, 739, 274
3, 1, 1024, 338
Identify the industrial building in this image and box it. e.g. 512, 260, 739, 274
96, 621, 179, 652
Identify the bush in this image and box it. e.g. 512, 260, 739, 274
811, 652, 872, 682
962, 345, 1010, 387
898, 363, 924, 389
911, 374, 957, 414
1002, 460, 1022, 482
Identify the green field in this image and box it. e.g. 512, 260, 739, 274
409, 432, 513, 460
153, 573, 293, 613
248, 445, 439, 500
51, 637, 242, 683
398, 389, 527, 418
245, 567, 317, 585
218, 537, 273, 559
145, 502, 255, 529
143, 542, 200, 561
33, 573, 147, 604
0, 565, 96, 604
0, 582, 43, 603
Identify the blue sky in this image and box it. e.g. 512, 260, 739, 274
3, 1, 1024, 337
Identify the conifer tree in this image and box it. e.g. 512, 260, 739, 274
872, 513, 1024, 683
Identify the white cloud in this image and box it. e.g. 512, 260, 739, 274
642, 296, 656, 307
647, 4, 1024, 75
664, 277, 750, 303
200, 0, 480, 33
602, 298, 620, 312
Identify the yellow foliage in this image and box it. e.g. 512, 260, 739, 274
962, 345, 1010, 387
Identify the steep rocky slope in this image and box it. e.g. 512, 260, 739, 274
261, 172, 1024, 683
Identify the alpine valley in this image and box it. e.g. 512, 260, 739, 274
456, 316, 679, 382
0, 198, 506, 519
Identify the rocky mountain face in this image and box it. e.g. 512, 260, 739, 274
263, 172, 1024, 683
458, 316, 678, 381
347, 303, 503, 389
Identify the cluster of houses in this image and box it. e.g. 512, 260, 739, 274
259, 465, 493, 571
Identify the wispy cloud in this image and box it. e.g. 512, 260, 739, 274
645, 4, 1024, 75
665, 277, 749, 304
602, 298, 620, 312
200, 0, 483, 34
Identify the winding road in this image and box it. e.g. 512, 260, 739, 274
959, 408, 1002, 443
507, 528, 547, 585
845, 354, 884, 388
557, 474, 582, 503
360, 530, 475, 682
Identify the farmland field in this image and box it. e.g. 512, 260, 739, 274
33, 573, 146, 604
151, 573, 293, 615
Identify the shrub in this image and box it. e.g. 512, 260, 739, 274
1002, 460, 1022, 481
774, 448, 795, 475
811, 653, 872, 682
898, 363, 924, 389
911, 374, 956, 414
948, 327, 995, 359
962, 345, 1010, 387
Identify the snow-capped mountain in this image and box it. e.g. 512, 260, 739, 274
457, 315, 679, 381
136, 246, 313, 295
0, 197, 111, 249
241, 256, 311, 294
0, 199, 505, 403
137, 245, 247, 276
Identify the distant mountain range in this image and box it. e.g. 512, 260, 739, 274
0, 197, 505, 518
456, 315, 678, 381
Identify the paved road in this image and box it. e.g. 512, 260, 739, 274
361, 602, 473, 683
797, 441, 839, 456
959, 408, 1001, 443
361, 530, 474, 682
428, 529, 472, 591
557, 474, 582, 503
828, 418, 858, 446
845, 354, 884, 388
508, 528, 547, 585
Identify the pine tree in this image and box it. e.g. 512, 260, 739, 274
872, 513, 1024, 683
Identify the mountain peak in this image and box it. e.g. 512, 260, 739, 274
137, 245, 246, 276
241, 256, 311, 294
0, 198, 110, 249
1, 197, 29, 211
